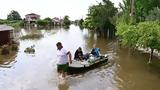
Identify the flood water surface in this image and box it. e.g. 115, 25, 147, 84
0, 25, 160, 90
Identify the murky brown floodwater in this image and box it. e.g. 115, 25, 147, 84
0, 25, 160, 90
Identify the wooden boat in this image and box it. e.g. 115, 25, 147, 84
68, 54, 108, 74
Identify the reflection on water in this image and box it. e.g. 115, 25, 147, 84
58, 82, 69, 90
0, 25, 160, 90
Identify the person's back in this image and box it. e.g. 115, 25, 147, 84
91, 47, 100, 57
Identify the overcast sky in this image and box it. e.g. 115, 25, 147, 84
0, 0, 122, 20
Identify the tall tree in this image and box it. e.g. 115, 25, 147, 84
44, 17, 52, 26
84, 0, 117, 38
7, 10, 22, 20
62, 15, 71, 26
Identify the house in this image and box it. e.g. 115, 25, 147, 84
52, 17, 63, 26
0, 25, 14, 46
25, 13, 40, 24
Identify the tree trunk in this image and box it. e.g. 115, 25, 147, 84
149, 49, 154, 63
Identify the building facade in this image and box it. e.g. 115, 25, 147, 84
0, 25, 14, 46
25, 13, 40, 24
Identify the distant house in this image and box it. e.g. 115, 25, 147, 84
52, 17, 62, 26
0, 25, 14, 46
25, 13, 40, 24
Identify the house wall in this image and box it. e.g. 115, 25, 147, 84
25, 15, 40, 22
0, 31, 10, 45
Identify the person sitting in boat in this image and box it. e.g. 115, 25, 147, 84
74, 47, 84, 61
91, 44, 100, 57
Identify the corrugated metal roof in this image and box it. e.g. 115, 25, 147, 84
0, 25, 14, 31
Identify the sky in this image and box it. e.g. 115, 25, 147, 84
0, 0, 122, 20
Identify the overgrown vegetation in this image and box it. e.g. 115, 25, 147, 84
116, 0, 160, 62
0, 10, 24, 29
20, 34, 44, 40
83, 0, 118, 38
62, 15, 71, 26
24, 45, 35, 54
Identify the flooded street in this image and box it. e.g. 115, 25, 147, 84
0, 25, 160, 90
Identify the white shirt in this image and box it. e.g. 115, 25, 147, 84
56, 48, 69, 64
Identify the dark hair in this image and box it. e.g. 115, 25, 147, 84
56, 42, 62, 46
78, 47, 82, 50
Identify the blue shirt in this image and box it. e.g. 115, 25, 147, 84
91, 48, 100, 57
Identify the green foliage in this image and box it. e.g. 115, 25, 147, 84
36, 17, 53, 26
136, 0, 160, 16
36, 19, 48, 26
116, 21, 138, 48
78, 19, 84, 26
0, 19, 9, 24
44, 17, 52, 25
119, 0, 160, 22
83, 0, 117, 30
78, 19, 84, 29
122, 25, 138, 47
62, 15, 71, 26
118, 0, 132, 23
7, 10, 22, 20
83, 16, 95, 30
137, 21, 160, 50
0, 19, 23, 29
24, 45, 35, 54
117, 0, 160, 61
116, 21, 160, 51
146, 7, 160, 21
8, 21, 24, 29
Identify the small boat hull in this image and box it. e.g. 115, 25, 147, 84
68, 56, 108, 74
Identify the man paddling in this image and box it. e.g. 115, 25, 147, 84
56, 42, 72, 79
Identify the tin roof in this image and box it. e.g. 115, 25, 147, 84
0, 25, 14, 31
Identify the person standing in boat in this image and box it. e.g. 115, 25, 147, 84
74, 47, 83, 61
56, 42, 72, 79
91, 44, 100, 57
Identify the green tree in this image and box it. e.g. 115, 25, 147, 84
116, 21, 160, 62
36, 19, 48, 27
137, 21, 160, 62
118, 0, 132, 23
7, 10, 22, 21
62, 15, 71, 26
117, 0, 160, 63
119, 0, 160, 22
44, 17, 52, 26
84, 0, 117, 38
145, 7, 160, 21
78, 19, 84, 26
136, 0, 160, 20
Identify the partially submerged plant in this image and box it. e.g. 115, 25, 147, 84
24, 45, 35, 54
1, 45, 10, 55
20, 34, 43, 40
